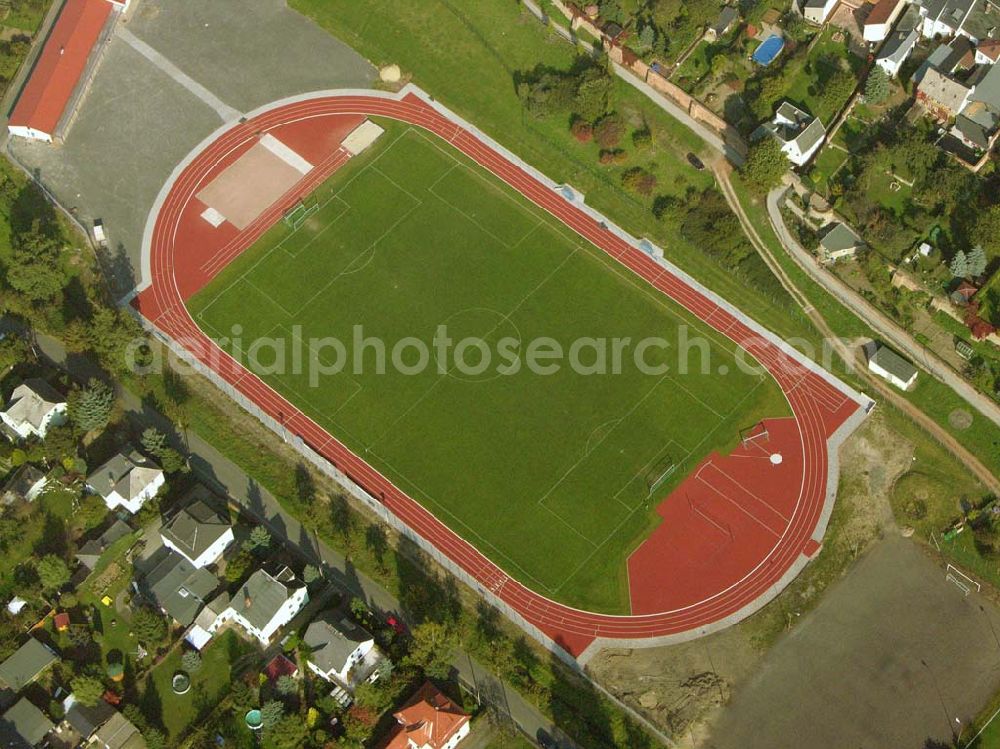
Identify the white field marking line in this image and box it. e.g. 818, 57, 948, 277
584, 418, 624, 455
364, 244, 582, 450
694, 473, 781, 538
192, 126, 414, 317
195, 276, 287, 330
243, 276, 298, 319
412, 121, 765, 383
698, 461, 790, 522
280, 197, 351, 259
366, 445, 571, 591
371, 165, 427, 210
427, 166, 543, 250
270, 322, 365, 398
535, 370, 673, 517
280, 192, 424, 320
612, 439, 685, 504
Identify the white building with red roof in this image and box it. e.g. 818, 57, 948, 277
7, 0, 117, 143
975, 39, 1000, 65
382, 682, 470, 749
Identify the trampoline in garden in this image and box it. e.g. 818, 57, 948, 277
753, 35, 785, 66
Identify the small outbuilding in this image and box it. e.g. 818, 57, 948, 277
867, 343, 918, 390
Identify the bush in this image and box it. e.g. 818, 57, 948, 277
621, 167, 658, 196
181, 650, 202, 673
598, 149, 627, 165
593, 113, 625, 149
631, 128, 652, 148
570, 119, 593, 143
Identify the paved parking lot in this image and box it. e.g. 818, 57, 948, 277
705, 537, 1000, 749
8, 0, 374, 295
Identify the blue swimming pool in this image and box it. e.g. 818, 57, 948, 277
752, 35, 785, 66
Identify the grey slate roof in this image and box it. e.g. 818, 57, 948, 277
711, 6, 739, 35
224, 569, 301, 633
0, 698, 52, 748
64, 701, 114, 739
76, 520, 133, 569
820, 222, 864, 253
919, 67, 972, 113
877, 26, 919, 65
92, 712, 146, 749
142, 552, 219, 626
2, 380, 63, 432
304, 616, 373, 676
765, 101, 826, 154
871, 345, 918, 381
0, 639, 57, 692
87, 448, 162, 502
160, 501, 231, 562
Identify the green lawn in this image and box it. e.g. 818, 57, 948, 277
189, 123, 788, 613
808, 145, 849, 196
143, 631, 255, 740
779, 27, 862, 123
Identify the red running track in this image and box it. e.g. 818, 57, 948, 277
134, 90, 866, 658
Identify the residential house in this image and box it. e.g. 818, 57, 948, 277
304, 615, 383, 689
57, 700, 115, 746
951, 278, 979, 304
917, 67, 974, 120
382, 682, 470, 749
0, 698, 53, 748
757, 102, 827, 166
0, 379, 66, 441
706, 6, 739, 41
877, 23, 920, 75
1, 466, 48, 505
864, 0, 906, 41
914, 35, 974, 84
975, 38, 1000, 64
952, 59, 1000, 150
159, 498, 234, 569
206, 567, 308, 645
75, 520, 133, 571
0, 639, 57, 692
867, 343, 919, 389
139, 550, 219, 627
803, 0, 839, 24
819, 221, 866, 261
90, 711, 147, 749
86, 448, 165, 515
915, 0, 996, 42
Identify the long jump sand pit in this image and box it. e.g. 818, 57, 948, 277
196, 134, 312, 230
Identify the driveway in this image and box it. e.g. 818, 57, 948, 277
8, 0, 374, 295
704, 536, 1000, 749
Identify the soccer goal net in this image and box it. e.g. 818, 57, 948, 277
283, 195, 319, 230
645, 453, 677, 496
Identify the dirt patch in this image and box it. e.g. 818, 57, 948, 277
587, 626, 759, 746
949, 408, 974, 430
588, 411, 911, 743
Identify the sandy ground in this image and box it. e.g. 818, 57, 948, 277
588, 409, 915, 745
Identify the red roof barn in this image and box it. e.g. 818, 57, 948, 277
7, 0, 114, 143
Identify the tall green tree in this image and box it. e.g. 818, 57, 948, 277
864, 67, 890, 104
36, 555, 70, 592
70, 674, 105, 706
68, 378, 115, 432
404, 621, 459, 679
5, 221, 67, 303
741, 138, 787, 192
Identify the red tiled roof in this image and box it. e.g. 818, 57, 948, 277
8, 0, 112, 138
865, 0, 902, 26
383, 682, 469, 749
53, 613, 70, 630
978, 39, 1000, 62
264, 653, 298, 681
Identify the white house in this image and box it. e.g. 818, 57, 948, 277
86, 448, 165, 514
0, 379, 67, 441
975, 39, 1000, 65
876, 25, 919, 77
867, 343, 918, 389
915, 0, 993, 42
160, 499, 234, 568
758, 102, 827, 166
802, 0, 838, 24
206, 567, 308, 645
304, 615, 383, 689
818, 222, 865, 262
864, 0, 905, 42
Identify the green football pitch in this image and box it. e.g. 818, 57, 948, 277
188, 122, 789, 613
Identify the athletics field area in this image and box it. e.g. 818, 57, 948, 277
134, 87, 870, 659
